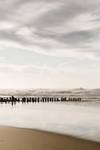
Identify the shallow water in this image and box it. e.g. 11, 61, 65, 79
0, 102, 100, 142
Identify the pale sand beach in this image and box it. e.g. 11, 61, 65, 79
0, 126, 100, 150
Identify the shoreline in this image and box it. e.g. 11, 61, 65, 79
0, 126, 100, 150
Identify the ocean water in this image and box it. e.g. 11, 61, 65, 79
0, 101, 100, 142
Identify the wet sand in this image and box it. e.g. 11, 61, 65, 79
0, 126, 100, 150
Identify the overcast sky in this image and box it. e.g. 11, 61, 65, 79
0, 0, 100, 89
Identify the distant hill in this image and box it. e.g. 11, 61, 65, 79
0, 88, 100, 101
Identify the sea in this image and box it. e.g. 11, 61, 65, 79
0, 100, 100, 142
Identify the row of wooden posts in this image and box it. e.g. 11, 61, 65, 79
0, 96, 82, 105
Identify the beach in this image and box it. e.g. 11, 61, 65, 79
0, 126, 100, 150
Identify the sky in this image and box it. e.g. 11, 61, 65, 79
0, 0, 100, 89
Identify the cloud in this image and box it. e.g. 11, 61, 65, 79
0, 64, 48, 73
0, 63, 64, 74
0, 57, 5, 62
0, 0, 100, 58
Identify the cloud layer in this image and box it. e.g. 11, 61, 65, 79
0, 0, 100, 88
0, 0, 100, 57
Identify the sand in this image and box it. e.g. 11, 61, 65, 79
0, 126, 100, 150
